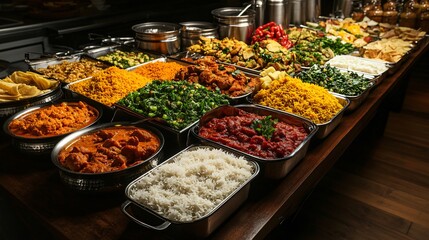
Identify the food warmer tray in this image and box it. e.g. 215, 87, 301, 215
27, 53, 112, 86
129, 56, 256, 104
297, 66, 375, 111
60, 53, 164, 121
191, 104, 318, 179
168, 51, 262, 76
248, 94, 350, 139
122, 144, 260, 238
325, 55, 391, 86
84, 45, 163, 69
113, 103, 199, 152
356, 41, 415, 75
330, 81, 373, 112
62, 77, 116, 121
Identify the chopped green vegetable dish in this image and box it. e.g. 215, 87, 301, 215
296, 64, 372, 96
118, 80, 229, 130
291, 37, 355, 67
97, 50, 154, 69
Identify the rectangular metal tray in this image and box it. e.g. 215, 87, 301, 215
297, 66, 375, 112
330, 82, 373, 112
190, 104, 318, 179
122, 144, 260, 238
325, 55, 391, 76
113, 58, 231, 150
130, 56, 256, 103
249, 94, 350, 139
113, 103, 198, 151
62, 78, 117, 120
168, 51, 262, 76
28, 54, 111, 85
84, 45, 162, 69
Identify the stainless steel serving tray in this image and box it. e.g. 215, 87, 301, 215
360, 46, 413, 75
191, 105, 318, 179
28, 53, 112, 85
122, 144, 259, 238
116, 57, 200, 150
297, 66, 375, 112
62, 77, 116, 120
330, 81, 374, 112
169, 51, 262, 76
166, 53, 259, 103
3, 99, 103, 155
84, 45, 162, 69
113, 102, 200, 151
51, 122, 165, 193
27, 52, 82, 70
249, 94, 350, 139
325, 55, 391, 76
60, 57, 164, 120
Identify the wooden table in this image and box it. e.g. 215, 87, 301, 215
1, 39, 428, 240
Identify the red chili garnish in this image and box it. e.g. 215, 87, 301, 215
251, 22, 293, 49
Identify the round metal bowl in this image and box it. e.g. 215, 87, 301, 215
132, 22, 181, 55
0, 81, 63, 118
3, 100, 103, 155
50, 122, 165, 193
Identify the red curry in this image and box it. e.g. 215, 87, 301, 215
198, 110, 308, 159
58, 126, 160, 173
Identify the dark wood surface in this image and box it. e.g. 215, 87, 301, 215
278, 59, 429, 240
1, 39, 428, 240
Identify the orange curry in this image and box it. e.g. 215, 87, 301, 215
58, 126, 160, 173
8, 101, 98, 138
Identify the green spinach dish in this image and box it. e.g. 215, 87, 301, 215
296, 64, 372, 96
118, 80, 229, 130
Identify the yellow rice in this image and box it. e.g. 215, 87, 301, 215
69, 66, 152, 106
253, 75, 343, 124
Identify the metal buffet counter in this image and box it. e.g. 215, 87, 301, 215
0, 33, 428, 240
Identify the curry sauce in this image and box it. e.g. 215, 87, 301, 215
58, 126, 160, 173
8, 101, 98, 138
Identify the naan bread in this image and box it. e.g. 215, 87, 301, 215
0, 71, 58, 102
9, 71, 58, 90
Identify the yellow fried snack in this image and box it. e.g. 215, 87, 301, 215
362, 38, 411, 62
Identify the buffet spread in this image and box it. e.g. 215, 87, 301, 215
0, 16, 427, 238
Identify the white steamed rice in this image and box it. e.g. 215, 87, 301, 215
326, 55, 388, 75
128, 147, 254, 222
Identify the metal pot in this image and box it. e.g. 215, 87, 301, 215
212, 7, 256, 44
179, 21, 218, 50
264, 0, 289, 28
51, 122, 165, 193
132, 22, 181, 55
288, 0, 307, 26
306, 0, 321, 22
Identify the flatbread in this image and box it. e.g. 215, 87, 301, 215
0, 71, 57, 102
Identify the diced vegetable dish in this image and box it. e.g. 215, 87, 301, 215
118, 80, 229, 130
